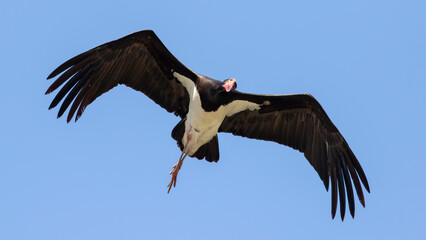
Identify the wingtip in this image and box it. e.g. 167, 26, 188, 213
324, 180, 329, 191
349, 205, 355, 219
45, 84, 56, 95
47, 70, 60, 80
349, 201, 355, 219
359, 197, 366, 208
365, 184, 371, 193
340, 208, 346, 221
48, 101, 57, 110
57, 109, 65, 119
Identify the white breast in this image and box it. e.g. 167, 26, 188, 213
173, 72, 261, 156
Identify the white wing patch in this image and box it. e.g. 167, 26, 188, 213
173, 72, 195, 97
225, 100, 261, 117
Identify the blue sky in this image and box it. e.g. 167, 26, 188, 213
1, 0, 425, 239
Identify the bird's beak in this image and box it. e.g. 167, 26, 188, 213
224, 83, 233, 92
223, 79, 236, 92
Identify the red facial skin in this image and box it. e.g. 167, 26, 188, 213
223, 78, 237, 92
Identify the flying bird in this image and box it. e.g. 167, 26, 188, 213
46, 30, 370, 220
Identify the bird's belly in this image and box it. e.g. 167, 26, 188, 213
183, 104, 226, 156
174, 72, 227, 156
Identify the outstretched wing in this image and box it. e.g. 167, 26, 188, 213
46, 30, 197, 122
219, 92, 370, 220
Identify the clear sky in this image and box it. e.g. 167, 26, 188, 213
1, 0, 425, 239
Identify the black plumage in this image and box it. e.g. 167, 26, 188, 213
46, 30, 369, 220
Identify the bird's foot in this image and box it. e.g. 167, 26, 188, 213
167, 152, 187, 193
167, 164, 180, 193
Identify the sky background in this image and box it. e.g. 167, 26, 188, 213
1, 0, 425, 239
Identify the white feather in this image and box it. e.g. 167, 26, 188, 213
173, 72, 261, 156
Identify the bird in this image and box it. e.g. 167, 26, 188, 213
45, 29, 370, 220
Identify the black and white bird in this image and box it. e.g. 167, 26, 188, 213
46, 30, 369, 220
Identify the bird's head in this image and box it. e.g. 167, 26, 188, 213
222, 78, 237, 92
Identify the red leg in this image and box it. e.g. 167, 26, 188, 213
167, 152, 187, 193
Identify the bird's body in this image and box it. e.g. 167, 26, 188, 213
175, 72, 225, 156
174, 72, 260, 157
46, 30, 370, 220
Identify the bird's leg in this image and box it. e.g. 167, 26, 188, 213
167, 151, 188, 193
168, 126, 192, 193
